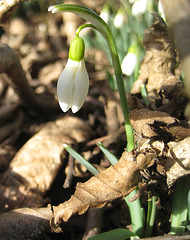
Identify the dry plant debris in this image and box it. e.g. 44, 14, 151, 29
52, 148, 155, 227
0, 1, 190, 239
0, 116, 92, 212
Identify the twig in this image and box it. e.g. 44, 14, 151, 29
63, 153, 75, 188
86, 126, 125, 147
82, 207, 103, 240
0, 110, 24, 143
0, 206, 54, 240
0, 0, 37, 24
0, 44, 59, 114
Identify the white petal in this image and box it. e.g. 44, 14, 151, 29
57, 59, 80, 112
71, 60, 89, 113
132, 0, 148, 16
100, 11, 109, 23
114, 12, 125, 28
121, 52, 137, 76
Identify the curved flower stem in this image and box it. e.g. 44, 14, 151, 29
49, 4, 134, 151
76, 24, 96, 37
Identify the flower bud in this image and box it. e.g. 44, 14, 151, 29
114, 8, 125, 28
121, 45, 137, 76
69, 36, 85, 61
100, 3, 110, 23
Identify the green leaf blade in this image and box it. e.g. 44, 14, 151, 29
88, 228, 138, 240
98, 142, 118, 165
63, 144, 99, 176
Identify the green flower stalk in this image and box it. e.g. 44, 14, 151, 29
48, 4, 134, 151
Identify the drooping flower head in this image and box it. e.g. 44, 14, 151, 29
121, 45, 137, 76
114, 8, 125, 28
57, 36, 89, 113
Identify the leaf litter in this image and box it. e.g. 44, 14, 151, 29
0, 3, 190, 240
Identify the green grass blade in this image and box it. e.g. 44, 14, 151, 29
144, 195, 157, 237
98, 142, 119, 165
63, 144, 99, 176
188, 187, 190, 221
88, 228, 138, 240
140, 83, 149, 106
125, 189, 144, 239
170, 176, 190, 234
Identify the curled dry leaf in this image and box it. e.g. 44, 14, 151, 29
166, 137, 190, 186
9, 116, 92, 192
129, 108, 190, 141
130, 107, 190, 185
131, 16, 176, 96
52, 148, 155, 227
160, 0, 190, 119
130, 16, 187, 117
129, 108, 177, 139
0, 116, 92, 211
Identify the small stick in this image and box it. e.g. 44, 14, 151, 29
0, 44, 59, 114
63, 154, 75, 189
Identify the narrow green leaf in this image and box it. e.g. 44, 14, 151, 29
63, 144, 99, 176
88, 228, 138, 240
98, 142, 118, 165
125, 189, 144, 238
181, 220, 190, 231
140, 83, 149, 106
171, 176, 190, 234
144, 195, 157, 237
188, 187, 190, 221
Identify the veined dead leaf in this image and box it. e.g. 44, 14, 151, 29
166, 137, 190, 186
0, 116, 92, 211
51, 148, 155, 228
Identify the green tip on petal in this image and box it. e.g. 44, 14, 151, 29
48, 6, 59, 13
48, 6, 53, 12
69, 37, 85, 61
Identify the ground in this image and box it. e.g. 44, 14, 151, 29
0, 1, 190, 240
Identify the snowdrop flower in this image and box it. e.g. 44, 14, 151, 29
100, 3, 110, 23
114, 8, 125, 28
121, 45, 137, 76
132, 0, 148, 16
57, 36, 89, 113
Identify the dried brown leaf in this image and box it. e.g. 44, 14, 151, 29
129, 108, 177, 138
131, 16, 176, 95
166, 137, 190, 186
161, 0, 190, 119
130, 108, 190, 142
130, 16, 187, 117
9, 116, 91, 192
0, 116, 92, 211
52, 149, 155, 227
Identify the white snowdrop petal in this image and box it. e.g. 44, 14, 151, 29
114, 13, 124, 28
100, 12, 109, 23
71, 60, 89, 113
57, 68, 73, 112
57, 59, 79, 112
121, 52, 137, 76
132, 0, 148, 16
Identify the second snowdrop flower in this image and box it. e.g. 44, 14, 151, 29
57, 36, 89, 113
121, 45, 137, 76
